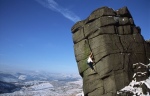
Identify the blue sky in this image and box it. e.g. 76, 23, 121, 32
0, 0, 149, 73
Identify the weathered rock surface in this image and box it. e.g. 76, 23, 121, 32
71, 6, 150, 96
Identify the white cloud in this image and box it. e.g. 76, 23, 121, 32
36, 0, 81, 23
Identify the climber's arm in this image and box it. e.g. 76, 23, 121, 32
89, 52, 93, 57
89, 52, 95, 63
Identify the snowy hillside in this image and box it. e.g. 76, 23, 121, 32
2, 62, 149, 96
0, 71, 82, 96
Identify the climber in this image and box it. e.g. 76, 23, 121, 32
87, 52, 95, 71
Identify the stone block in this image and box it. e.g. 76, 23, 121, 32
132, 34, 144, 43
116, 6, 132, 18
129, 18, 135, 25
130, 53, 148, 64
88, 87, 104, 96
84, 73, 101, 81
84, 79, 103, 95
119, 53, 131, 71
136, 75, 148, 81
73, 28, 84, 44
119, 35, 134, 51
134, 68, 148, 73
101, 93, 116, 96
123, 25, 132, 34
84, 17, 117, 36
71, 20, 86, 33
118, 17, 134, 25
88, 6, 116, 21
118, 17, 130, 25
120, 34, 134, 42
147, 53, 150, 59
115, 42, 124, 52
132, 26, 140, 34
120, 35, 145, 53
83, 74, 103, 95
132, 43, 145, 53
93, 43, 121, 62
117, 25, 133, 35
88, 26, 116, 39
89, 34, 120, 50
99, 16, 117, 26
114, 70, 129, 90
141, 83, 150, 95
95, 58, 110, 77
89, 34, 123, 62
103, 75, 116, 93
74, 39, 91, 62
77, 59, 89, 75
117, 26, 124, 34
89, 34, 108, 49
92, 43, 119, 54
145, 42, 150, 58
137, 53, 148, 64
109, 54, 125, 71
113, 53, 130, 71
95, 54, 127, 77
84, 19, 101, 38
83, 67, 97, 76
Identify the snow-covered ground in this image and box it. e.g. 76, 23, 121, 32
1, 61, 149, 96
18, 75, 26, 80
28, 82, 53, 90
117, 62, 150, 96
0, 79, 83, 96
76, 91, 84, 96
117, 78, 150, 96
0, 71, 83, 96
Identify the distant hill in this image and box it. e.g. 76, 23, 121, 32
0, 81, 21, 94
0, 70, 82, 96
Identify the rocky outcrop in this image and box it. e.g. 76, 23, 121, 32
71, 6, 150, 96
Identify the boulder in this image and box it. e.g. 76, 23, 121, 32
115, 6, 132, 18
88, 6, 116, 21
71, 6, 150, 96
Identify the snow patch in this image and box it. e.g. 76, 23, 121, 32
29, 82, 53, 90
68, 79, 83, 85
18, 75, 26, 80
76, 91, 84, 96
118, 61, 150, 96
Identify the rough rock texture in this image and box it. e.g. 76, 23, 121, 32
71, 6, 150, 96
